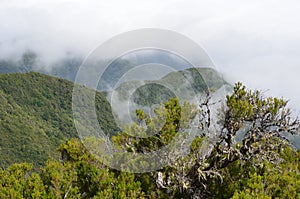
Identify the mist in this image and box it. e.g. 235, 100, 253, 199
1, 0, 300, 109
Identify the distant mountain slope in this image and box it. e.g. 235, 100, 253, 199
0, 59, 27, 74
114, 67, 228, 106
0, 51, 39, 74
0, 72, 119, 168
107, 67, 229, 127
0, 49, 191, 85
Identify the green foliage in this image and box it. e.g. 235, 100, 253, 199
210, 148, 300, 198
41, 160, 80, 198
226, 82, 287, 122
0, 163, 46, 198
132, 83, 176, 106
208, 82, 300, 199
112, 98, 200, 197
0, 72, 119, 168
0, 79, 299, 198
112, 98, 197, 153
0, 139, 145, 198
231, 148, 300, 199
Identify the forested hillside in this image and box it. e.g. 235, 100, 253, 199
118, 67, 227, 106
0, 83, 299, 198
0, 72, 119, 168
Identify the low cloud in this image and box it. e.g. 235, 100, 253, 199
0, 0, 300, 109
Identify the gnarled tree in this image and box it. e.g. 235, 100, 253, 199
113, 82, 300, 198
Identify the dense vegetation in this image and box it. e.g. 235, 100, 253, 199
132, 83, 177, 106
0, 81, 299, 198
0, 62, 226, 169
0, 72, 119, 168
0, 139, 144, 198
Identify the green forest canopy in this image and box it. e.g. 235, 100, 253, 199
0, 81, 299, 198
0, 72, 119, 168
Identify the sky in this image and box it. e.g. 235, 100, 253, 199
0, 0, 300, 111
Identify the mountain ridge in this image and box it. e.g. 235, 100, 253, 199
0, 72, 119, 168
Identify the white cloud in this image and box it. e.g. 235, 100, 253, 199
0, 0, 300, 109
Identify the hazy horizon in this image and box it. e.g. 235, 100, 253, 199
1, 0, 300, 111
